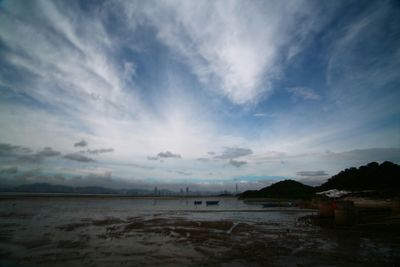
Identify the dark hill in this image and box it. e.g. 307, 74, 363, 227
319, 161, 400, 191
239, 162, 400, 199
240, 179, 315, 199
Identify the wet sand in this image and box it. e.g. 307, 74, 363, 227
0, 197, 399, 266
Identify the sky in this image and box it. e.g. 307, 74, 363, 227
0, 0, 400, 192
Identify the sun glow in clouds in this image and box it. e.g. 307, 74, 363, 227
0, 0, 399, 191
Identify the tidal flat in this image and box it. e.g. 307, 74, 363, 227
0, 196, 399, 266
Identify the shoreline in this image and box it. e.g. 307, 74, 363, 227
0, 193, 236, 200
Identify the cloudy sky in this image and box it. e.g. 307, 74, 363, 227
0, 0, 399, 191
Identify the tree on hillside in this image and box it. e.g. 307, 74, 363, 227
320, 161, 400, 190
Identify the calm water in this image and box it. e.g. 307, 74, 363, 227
0, 196, 313, 225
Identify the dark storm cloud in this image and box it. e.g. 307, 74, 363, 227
74, 140, 88, 147
216, 147, 252, 159
296, 171, 329, 177
0, 144, 60, 161
157, 151, 181, 159
18, 147, 61, 162
147, 151, 181, 160
0, 143, 31, 156
87, 148, 114, 154
229, 159, 247, 168
63, 153, 95, 162
0, 166, 18, 174
36, 147, 61, 157
0, 143, 20, 155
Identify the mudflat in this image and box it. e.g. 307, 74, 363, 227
0, 197, 399, 266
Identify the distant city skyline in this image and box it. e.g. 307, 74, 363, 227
0, 0, 399, 191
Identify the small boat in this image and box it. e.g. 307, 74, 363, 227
206, 200, 219, 205
194, 201, 202, 205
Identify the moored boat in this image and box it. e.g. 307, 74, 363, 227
206, 200, 219, 205
194, 201, 202, 205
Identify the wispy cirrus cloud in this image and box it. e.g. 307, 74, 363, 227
287, 87, 320, 101
0, 1, 399, 190
120, 0, 324, 105
0, 0, 141, 131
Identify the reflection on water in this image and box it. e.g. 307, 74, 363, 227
0, 196, 312, 224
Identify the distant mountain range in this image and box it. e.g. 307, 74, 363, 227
0, 183, 217, 196
0, 183, 159, 195
1, 161, 399, 197
0, 183, 120, 194
240, 161, 400, 199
